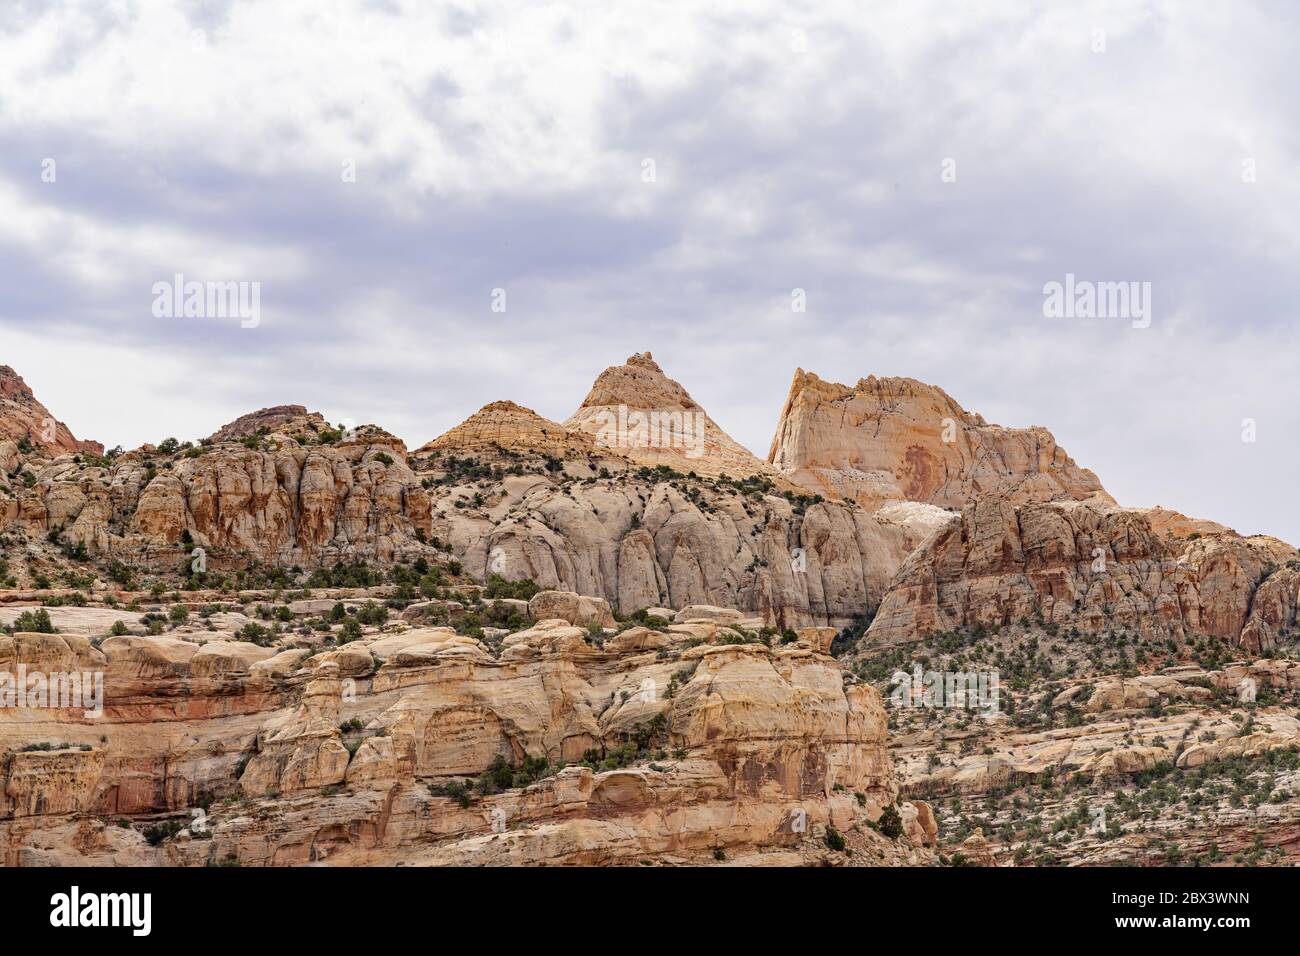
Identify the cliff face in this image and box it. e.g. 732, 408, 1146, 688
0, 416, 432, 572
864, 493, 1299, 649
0, 366, 102, 457
419, 399, 924, 628
0, 606, 919, 867
767, 370, 1111, 512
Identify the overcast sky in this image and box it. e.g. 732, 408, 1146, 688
1, 0, 1296, 543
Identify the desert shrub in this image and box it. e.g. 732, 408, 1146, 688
357, 601, 387, 626
878, 804, 904, 840
13, 608, 55, 633
825, 826, 847, 852
143, 819, 185, 846
483, 574, 540, 601
238, 622, 271, 645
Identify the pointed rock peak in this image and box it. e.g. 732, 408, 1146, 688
768, 368, 1110, 512
416, 400, 593, 458
0, 365, 103, 456
574, 351, 701, 413
566, 353, 794, 485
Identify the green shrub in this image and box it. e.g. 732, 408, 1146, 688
878, 804, 904, 840
483, 574, 540, 601
14, 608, 55, 633
357, 601, 387, 626
238, 622, 271, 645
825, 825, 847, 852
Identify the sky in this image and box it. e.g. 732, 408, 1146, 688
1, 0, 1297, 543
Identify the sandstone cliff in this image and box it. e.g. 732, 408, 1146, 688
0, 601, 919, 867
767, 370, 1111, 511
418, 398, 920, 627
865, 494, 1299, 649
0, 413, 431, 571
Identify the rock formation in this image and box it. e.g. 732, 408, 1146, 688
1, 353, 1297, 869
566, 352, 793, 485
415, 400, 593, 458
865, 494, 1298, 647
0, 595, 918, 867
767, 370, 1111, 512
420, 400, 918, 627
0, 414, 430, 571
206, 405, 321, 444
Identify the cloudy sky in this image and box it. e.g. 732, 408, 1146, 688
2, 0, 1297, 542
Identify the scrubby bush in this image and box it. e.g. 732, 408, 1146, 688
825, 825, 847, 852
483, 574, 540, 601
13, 608, 55, 633
878, 804, 904, 840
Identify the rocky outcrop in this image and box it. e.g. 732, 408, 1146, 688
1240, 567, 1300, 653
0, 366, 101, 456
206, 405, 320, 444
3, 424, 432, 570
865, 494, 1297, 647
434, 465, 918, 627
526, 591, 616, 629
767, 370, 1110, 512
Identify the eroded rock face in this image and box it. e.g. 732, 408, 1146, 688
0, 613, 903, 867
4, 423, 432, 571
1240, 568, 1300, 654
438, 472, 918, 627
411, 394, 926, 626
0, 372, 923, 627
767, 370, 1111, 512
865, 494, 1297, 648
